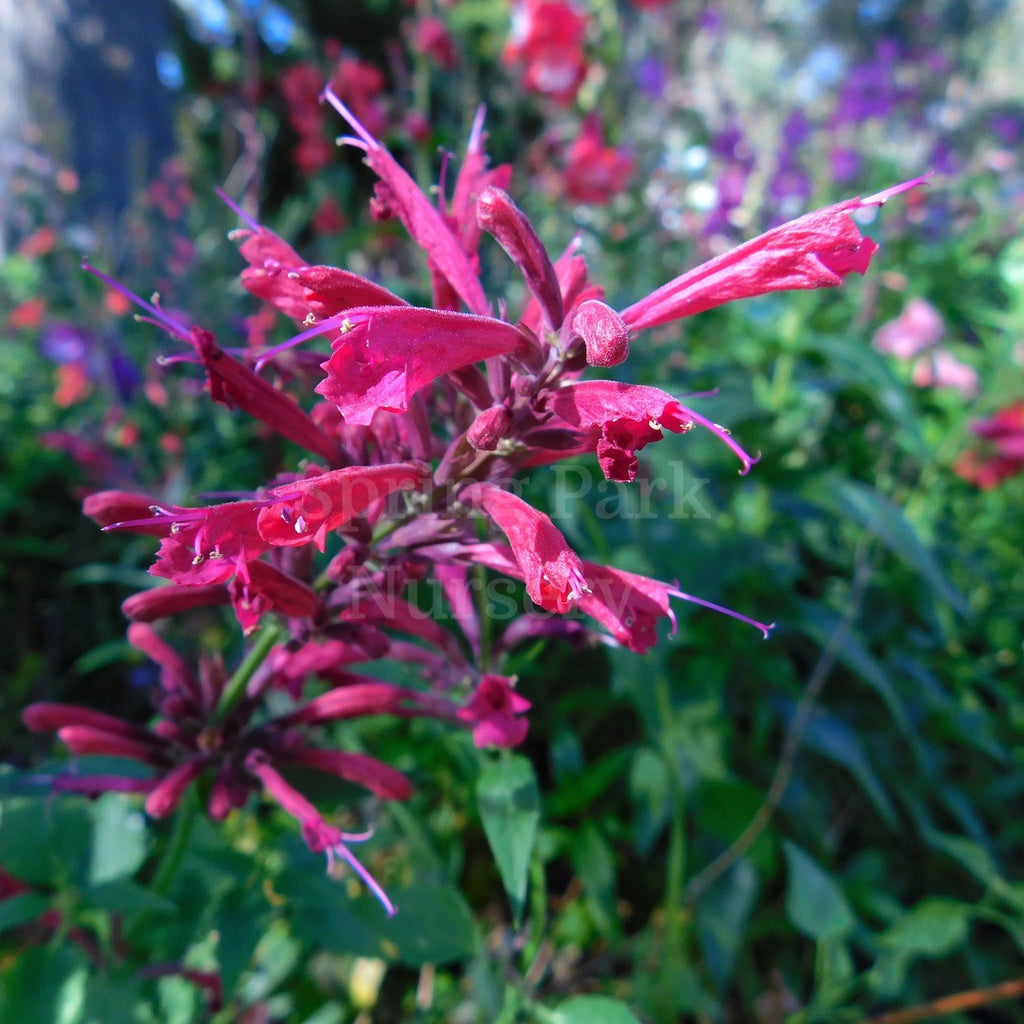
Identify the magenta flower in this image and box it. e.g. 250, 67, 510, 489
256, 462, 429, 549
620, 178, 930, 333
502, 0, 589, 105
545, 380, 759, 482
460, 482, 589, 613
563, 114, 635, 206
954, 401, 1024, 489
23, 626, 426, 914
457, 675, 531, 748
314, 306, 531, 425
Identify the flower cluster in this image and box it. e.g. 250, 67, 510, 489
25, 86, 923, 912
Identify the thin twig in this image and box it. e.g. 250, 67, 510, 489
685, 541, 875, 902
859, 976, 1024, 1024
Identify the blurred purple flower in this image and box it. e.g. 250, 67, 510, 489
39, 323, 92, 363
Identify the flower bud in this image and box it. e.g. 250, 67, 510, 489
467, 405, 513, 451
571, 299, 630, 367
477, 186, 563, 330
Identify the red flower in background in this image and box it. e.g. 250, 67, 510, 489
954, 401, 1024, 488
503, 0, 589, 104
564, 114, 635, 204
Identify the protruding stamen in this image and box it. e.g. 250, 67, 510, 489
668, 588, 774, 639
83, 261, 190, 342
327, 839, 397, 918
214, 187, 261, 232
322, 85, 379, 151
678, 405, 760, 475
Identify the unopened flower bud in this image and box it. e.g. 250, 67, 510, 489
477, 186, 563, 330
467, 405, 513, 451
571, 299, 630, 367
122, 583, 230, 621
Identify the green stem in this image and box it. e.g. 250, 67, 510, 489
475, 563, 493, 672
520, 855, 548, 971
214, 623, 284, 721
126, 788, 198, 945
149, 789, 198, 897
655, 672, 688, 962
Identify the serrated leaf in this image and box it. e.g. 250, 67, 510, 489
877, 898, 970, 956
553, 995, 642, 1024
784, 842, 856, 942
476, 754, 540, 922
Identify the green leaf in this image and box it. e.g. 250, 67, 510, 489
926, 831, 1000, 888
476, 754, 540, 921
0, 796, 93, 887
0, 893, 51, 936
696, 859, 759, 990
629, 747, 671, 855
89, 794, 148, 885
877, 898, 970, 957
552, 995, 642, 1024
569, 822, 619, 939
799, 710, 898, 827
0, 944, 90, 1024
376, 881, 477, 966
818, 479, 967, 613
784, 842, 856, 942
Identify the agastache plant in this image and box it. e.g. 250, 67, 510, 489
25, 84, 926, 914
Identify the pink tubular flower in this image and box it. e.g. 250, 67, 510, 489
122, 582, 231, 622
620, 177, 931, 333
232, 213, 310, 322
546, 380, 758, 481
477, 186, 564, 330
324, 87, 489, 316
256, 463, 429, 550
187, 327, 344, 466
228, 561, 320, 635
314, 306, 530, 425
457, 675, 531, 747
911, 349, 979, 397
460, 481, 589, 613
142, 499, 269, 586
448, 107, 514, 261
568, 299, 630, 367
410, 16, 459, 70
577, 562, 773, 652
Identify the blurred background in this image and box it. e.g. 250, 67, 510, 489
2, 1, 1024, 1022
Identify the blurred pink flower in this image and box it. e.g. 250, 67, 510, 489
911, 349, 979, 397
872, 297, 944, 360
